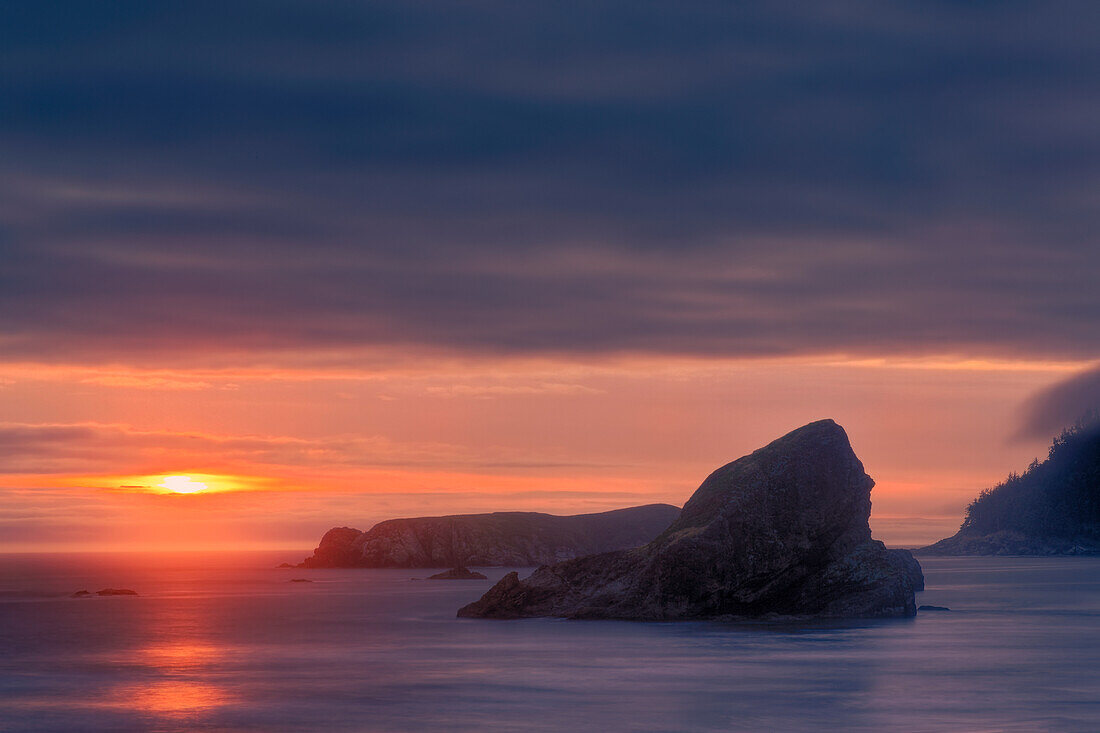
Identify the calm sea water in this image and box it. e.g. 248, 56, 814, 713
1, 553, 1098, 732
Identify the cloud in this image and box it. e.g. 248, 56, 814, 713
1017, 364, 1100, 440
79, 374, 212, 390
0, 422, 460, 475
1, 2, 1098, 365
425, 382, 603, 398
0, 422, 624, 477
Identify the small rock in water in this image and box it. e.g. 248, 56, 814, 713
276, 562, 295, 568
289, 578, 313, 583
428, 566, 488, 580
918, 605, 950, 612
71, 590, 91, 598
96, 588, 138, 596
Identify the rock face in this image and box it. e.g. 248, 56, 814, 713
305, 527, 363, 567
458, 420, 920, 620
429, 566, 488, 580
300, 504, 681, 568
887, 548, 926, 591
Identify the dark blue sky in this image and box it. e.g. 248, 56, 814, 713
2, 1, 1099, 363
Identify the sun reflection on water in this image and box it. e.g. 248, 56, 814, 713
125, 680, 230, 716
139, 641, 221, 668
107, 632, 235, 719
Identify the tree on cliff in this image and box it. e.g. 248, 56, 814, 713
961, 414, 1100, 540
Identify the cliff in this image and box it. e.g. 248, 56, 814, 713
459, 420, 921, 620
299, 504, 681, 568
920, 421, 1100, 556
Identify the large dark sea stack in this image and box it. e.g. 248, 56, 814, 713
459, 420, 920, 620
300, 504, 681, 568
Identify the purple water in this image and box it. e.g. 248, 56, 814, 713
1, 553, 1098, 732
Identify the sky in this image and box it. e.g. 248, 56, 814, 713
2, 1, 1099, 551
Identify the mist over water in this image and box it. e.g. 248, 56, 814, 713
1, 553, 1099, 732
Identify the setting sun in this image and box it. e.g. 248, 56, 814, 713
157, 476, 209, 494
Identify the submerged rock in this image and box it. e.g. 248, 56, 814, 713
300, 504, 681, 568
919, 605, 950, 612
96, 588, 138, 596
288, 578, 313, 583
459, 420, 920, 621
428, 566, 488, 580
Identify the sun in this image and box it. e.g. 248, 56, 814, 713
113, 472, 257, 495
157, 475, 209, 494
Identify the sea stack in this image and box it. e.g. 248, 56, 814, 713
459, 420, 921, 620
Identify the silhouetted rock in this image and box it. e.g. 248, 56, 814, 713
96, 588, 138, 596
289, 578, 313, 583
276, 562, 295, 568
300, 504, 681, 568
305, 527, 363, 567
428, 566, 488, 580
71, 590, 91, 597
920, 421, 1100, 556
459, 420, 919, 620
919, 605, 950, 612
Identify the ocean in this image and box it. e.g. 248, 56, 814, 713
1, 553, 1098, 732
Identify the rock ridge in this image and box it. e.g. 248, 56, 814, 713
300, 504, 681, 568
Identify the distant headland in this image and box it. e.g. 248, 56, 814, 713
299, 504, 681, 568
920, 420, 1100, 556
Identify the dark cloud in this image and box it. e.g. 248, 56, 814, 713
1017, 365, 1100, 440
2, 1, 1099, 364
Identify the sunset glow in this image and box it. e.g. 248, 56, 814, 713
157, 476, 209, 494
0, 355, 1080, 551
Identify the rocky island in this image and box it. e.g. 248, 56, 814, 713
920, 420, 1100, 556
300, 503, 681, 568
459, 420, 922, 620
